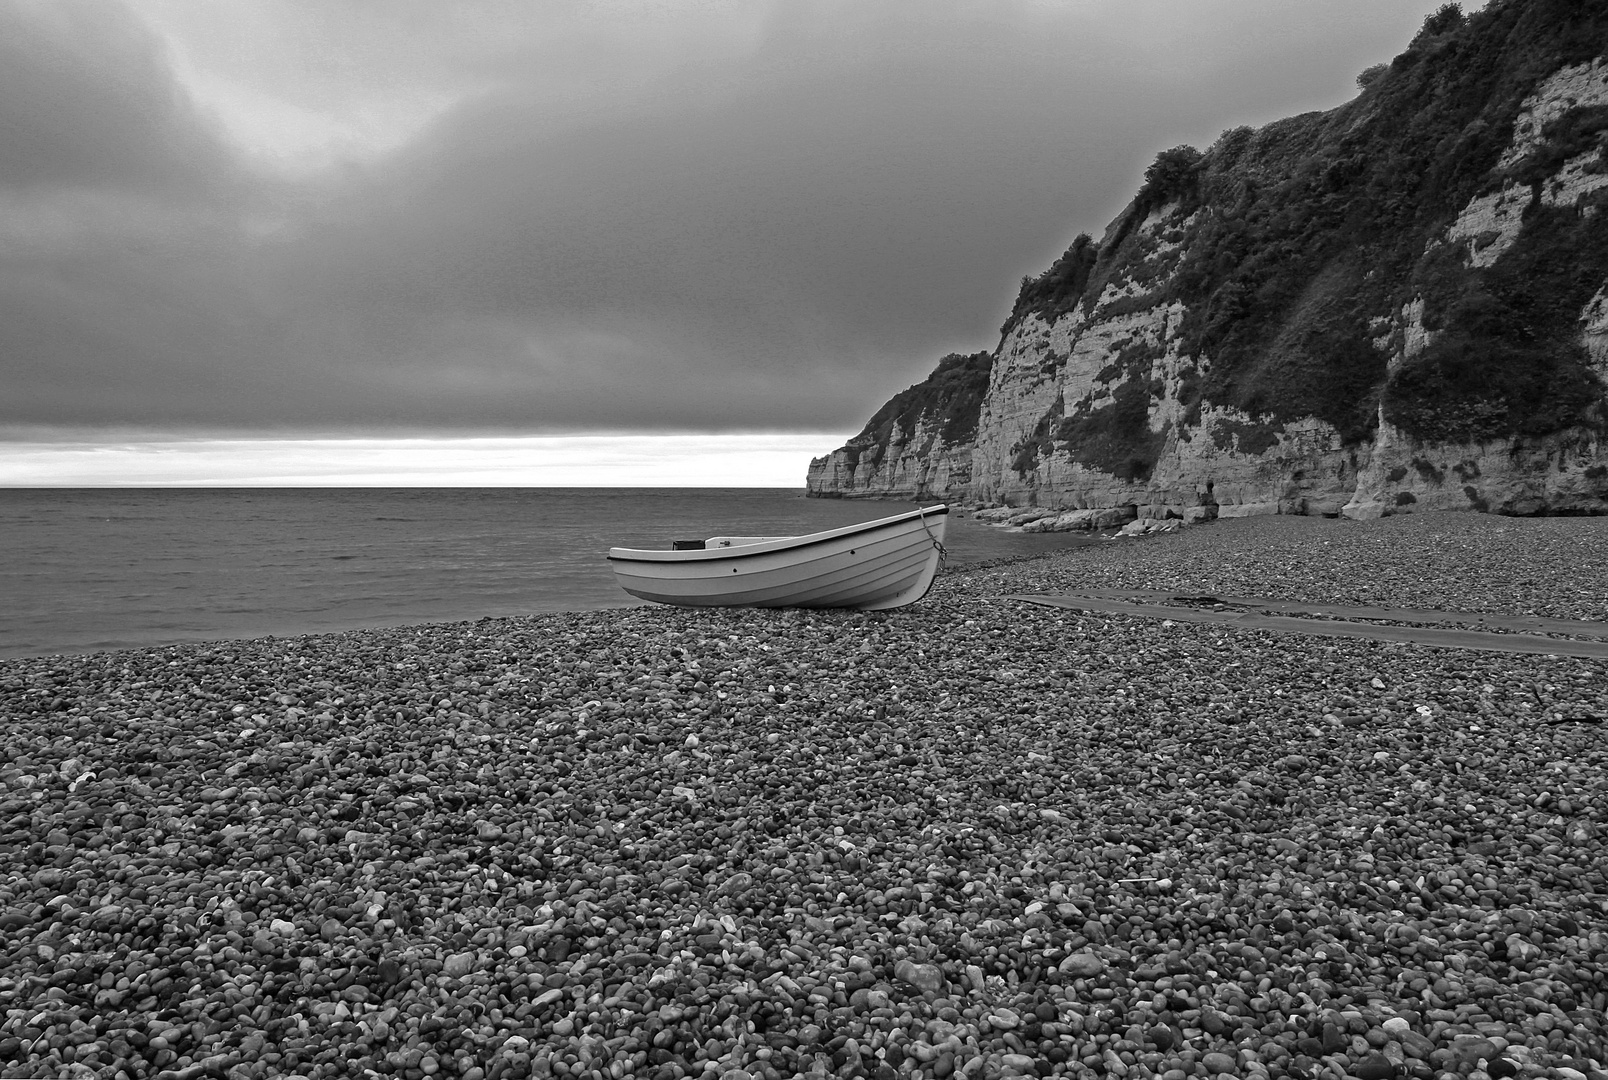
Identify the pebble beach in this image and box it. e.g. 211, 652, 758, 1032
2, 512, 1605, 1080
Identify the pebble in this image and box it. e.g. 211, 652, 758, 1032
1355, 1052, 1399, 1079
1059, 951, 1105, 978
988, 1006, 1021, 1028
0, 512, 1604, 1079
894, 959, 946, 994
442, 950, 476, 977
1450, 1037, 1502, 1067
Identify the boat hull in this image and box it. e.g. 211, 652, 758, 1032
608, 505, 948, 610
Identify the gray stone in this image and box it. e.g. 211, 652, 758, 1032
893, 959, 945, 993
1059, 952, 1105, 978
1355, 1052, 1398, 1080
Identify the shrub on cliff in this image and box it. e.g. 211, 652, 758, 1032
1055, 378, 1168, 482
846, 351, 993, 455
1356, 63, 1389, 91
1383, 200, 1608, 440
1159, 0, 1608, 445
1417, 3, 1465, 42
1136, 145, 1203, 216
1003, 234, 1098, 332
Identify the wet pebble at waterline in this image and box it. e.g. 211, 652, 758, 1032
1, 513, 1606, 1080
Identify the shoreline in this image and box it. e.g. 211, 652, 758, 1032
2, 513, 1606, 1080
0, 491, 1103, 664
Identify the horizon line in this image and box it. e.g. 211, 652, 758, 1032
0, 432, 854, 488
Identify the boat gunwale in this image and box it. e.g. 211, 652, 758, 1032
605, 504, 948, 564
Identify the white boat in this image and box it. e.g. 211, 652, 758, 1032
608, 505, 948, 610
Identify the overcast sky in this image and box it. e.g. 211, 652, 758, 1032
3, 0, 1452, 447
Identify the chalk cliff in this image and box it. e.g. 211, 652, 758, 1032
808, 0, 1608, 519
807, 351, 990, 500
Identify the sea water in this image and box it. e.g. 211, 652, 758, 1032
0, 489, 1098, 659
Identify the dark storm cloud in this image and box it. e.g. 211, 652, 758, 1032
0, 2, 236, 194
0, 1, 1453, 435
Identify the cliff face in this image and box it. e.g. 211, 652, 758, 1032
807, 352, 989, 500
809, 0, 1608, 518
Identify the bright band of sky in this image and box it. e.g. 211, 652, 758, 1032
0, 433, 851, 487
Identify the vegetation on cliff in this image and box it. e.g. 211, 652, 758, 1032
822, 0, 1608, 496
1003, 235, 1098, 331
1390, 201, 1608, 440
1002, 146, 1206, 336
1164, 0, 1608, 445
834, 352, 992, 475
1016, 0, 1608, 464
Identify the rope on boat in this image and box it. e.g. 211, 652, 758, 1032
901, 507, 948, 608
919, 508, 948, 565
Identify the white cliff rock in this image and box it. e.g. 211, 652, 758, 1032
1448, 60, 1608, 268
1583, 284, 1608, 370
1018, 506, 1138, 532
805, 413, 975, 500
